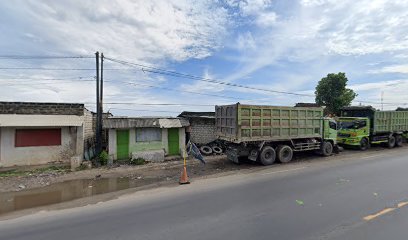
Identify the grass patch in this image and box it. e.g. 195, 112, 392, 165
0, 165, 70, 177
129, 158, 146, 165
0, 170, 22, 177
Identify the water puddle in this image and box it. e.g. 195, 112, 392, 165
0, 177, 159, 215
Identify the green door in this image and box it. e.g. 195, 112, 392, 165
116, 130, 129, 160
167, 128, 179, 155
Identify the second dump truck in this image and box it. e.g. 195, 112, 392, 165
337, 106, 408, 150
215, 103, 338, 165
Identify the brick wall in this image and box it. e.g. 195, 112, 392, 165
189, 118, 216, 145
83, 109, 95, 142
0, 102, 84, 116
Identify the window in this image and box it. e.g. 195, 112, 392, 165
355, 120, 367, 129
329, 121, 337, 130
15, 128, 61, 147
136, 128, 162, 142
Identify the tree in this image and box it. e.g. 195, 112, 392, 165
315, 72, 357, 115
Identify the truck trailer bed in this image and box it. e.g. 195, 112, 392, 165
215, 103, 324, 143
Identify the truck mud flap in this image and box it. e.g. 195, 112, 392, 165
226, 148, 240, 164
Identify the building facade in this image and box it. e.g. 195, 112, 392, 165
0, 102, 93, 167
104, 117, 189, 161
178, 111, 215, 145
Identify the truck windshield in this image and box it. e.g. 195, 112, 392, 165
339, 120, 366, 129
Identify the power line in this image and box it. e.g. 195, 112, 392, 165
122, 81, 250, 100
0, 77, 95, 86
86, 102, 215, 106
105, 57, 408, 106
108, 108, 183, 114
0, 76, 94, 80
0, 55, 94, 59
0, 67, 131, 71
104, 57, 314, 97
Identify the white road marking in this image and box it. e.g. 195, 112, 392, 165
261, 167, 307, 175
359, 154, 388, 159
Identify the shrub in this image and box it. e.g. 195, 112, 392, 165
130, 157, 145, 165
99, 150, 109, 165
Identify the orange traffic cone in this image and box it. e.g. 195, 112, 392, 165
179, 166, 190, 184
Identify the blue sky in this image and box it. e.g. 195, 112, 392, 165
0, 0, 408, 116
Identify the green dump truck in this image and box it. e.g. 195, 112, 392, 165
337, 106, 408, 150
215, 103, 338, 165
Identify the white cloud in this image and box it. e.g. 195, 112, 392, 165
0, 0, 234, 115
3, 0, 229, 62
256, 12, 278, 27
226, 0, 277, 28
370, 64, 408, 74
236, 32, 257, 51
180, 68, 225, 93
223, 0, 408, 85
226, 0, 273, 15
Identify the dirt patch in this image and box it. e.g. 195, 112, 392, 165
0, 155, 254, 193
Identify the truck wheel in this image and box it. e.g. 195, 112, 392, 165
200, 146, 213, 155
387, 136, 396, 148
359, 138, 369, 151
277, 145, 293, 163
395, 135, 403, 147
322, 141, 333, 156
259, 146, 276, 166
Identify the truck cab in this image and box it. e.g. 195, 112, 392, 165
323, 117, 338, 145
337, 117, 370, 150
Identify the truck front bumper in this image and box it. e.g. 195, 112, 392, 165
337, 137, 361, 146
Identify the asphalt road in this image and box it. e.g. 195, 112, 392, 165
1, 148, 408, 240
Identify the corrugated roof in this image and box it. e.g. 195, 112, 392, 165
178, 111, 215, 119
0, 114, 84, 127
103, 117, 189, 129
341, 106, 375, 111
0, 101, 85, 116
159, 118, 190, 128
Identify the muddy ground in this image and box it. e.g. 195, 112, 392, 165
0, 155, 251, 193
0, 145, 405, 218
0, 144, 400, 193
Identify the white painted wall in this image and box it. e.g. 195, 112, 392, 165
162, 128, 168, 154
106, 127, 187, 160
179, 127, 187, 157
0, 127, 77, 167
108, 128, 117, 160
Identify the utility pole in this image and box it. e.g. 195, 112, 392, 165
95, 51, 102, 159
99, 53, 104, 153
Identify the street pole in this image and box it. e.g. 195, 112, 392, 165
99, 53, 104, 152
95, 51, 101, 158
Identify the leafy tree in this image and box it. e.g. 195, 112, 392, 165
315, 72, 357, 115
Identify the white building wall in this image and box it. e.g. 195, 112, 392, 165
179, 127, 187, 157
108, 128, 117, 160
0, 127, 77, 167
161, 128, 169, 154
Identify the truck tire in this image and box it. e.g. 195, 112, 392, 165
259, 146, 276, 166
277, 145, 293, 163
322, 141, 333, 156
359, 138, 370, 151
200, 146, 213, 155
387, 136, 396, 148
395, 135, 403, 147
212, 146, 223, 154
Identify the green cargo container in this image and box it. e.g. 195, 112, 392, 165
373, 111, 408, 134
215, 103, 325, 143
340, 107, 408, 135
